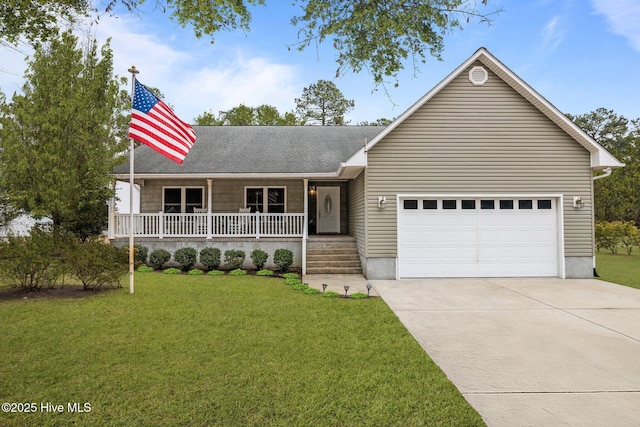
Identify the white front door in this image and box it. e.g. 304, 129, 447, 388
317, 186, 340, 233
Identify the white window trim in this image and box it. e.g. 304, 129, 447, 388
162, 186, 205, 213
244, 186, 287, 213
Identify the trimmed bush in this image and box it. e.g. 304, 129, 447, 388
304, 287, 321, 295
350, 292, 368, 299
208, 270, 225, 276
174, 247, 197, 271
229, 268, 247, 276
281, 272, 299, 280
224, 250, 246, 270
137, 265, 154, 273
256, 269, 274, 276
250, 249, 269, 270
188, 269, 204, 275
149, 249, 171, 270
163, 268, 182, 275
273, 248, 293, 272
134, 245, 149, 266
200, 247, 221, 271
323, 291, 340, 298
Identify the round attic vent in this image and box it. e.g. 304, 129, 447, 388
469, 66, 488, 86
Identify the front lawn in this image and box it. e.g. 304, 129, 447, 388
0, 274, 484, 426
596, 248, 640, 289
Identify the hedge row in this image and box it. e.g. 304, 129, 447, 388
138, 246, 294, 272
595, 221, 640, 255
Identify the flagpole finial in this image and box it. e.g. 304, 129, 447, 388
128, 66, 140, 74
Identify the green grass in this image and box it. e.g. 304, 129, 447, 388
596, 248, 640, 289
0, 274, 484, 426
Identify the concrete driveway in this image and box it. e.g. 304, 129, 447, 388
371, 278, 640, 426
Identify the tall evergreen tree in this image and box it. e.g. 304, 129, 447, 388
0, 31, 128, 239
295, 80, 354, 126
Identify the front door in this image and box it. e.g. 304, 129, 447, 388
316, 186, 340, 233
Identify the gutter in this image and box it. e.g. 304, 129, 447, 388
593, 167, 613, 181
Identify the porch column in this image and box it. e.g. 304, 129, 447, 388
302, 178, 308, 275
207, 179, 213, 240
107, 179, 116, 239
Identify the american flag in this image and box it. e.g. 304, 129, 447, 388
128, 80, 196, 164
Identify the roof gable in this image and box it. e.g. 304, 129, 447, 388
352, 47, 622, 170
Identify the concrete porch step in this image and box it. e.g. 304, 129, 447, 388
306, 266, 363, 275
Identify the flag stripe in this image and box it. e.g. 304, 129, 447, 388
128, 80, 196, 164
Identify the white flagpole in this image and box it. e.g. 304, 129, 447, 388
128, 66, 139, 294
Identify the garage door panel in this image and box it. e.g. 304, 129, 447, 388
398, 197, 559, 278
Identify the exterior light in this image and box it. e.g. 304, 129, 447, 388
378, 196, 387, 209
343, 285, 350, 298
366, 283, 372, 298
322, 283, 327, 293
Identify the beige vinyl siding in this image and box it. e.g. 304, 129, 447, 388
140, 179, 304, 213
348, 171, 366, 257
366, 62, 592, 258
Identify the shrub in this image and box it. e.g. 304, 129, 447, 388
135, 245, 149, 266
149, 249, 171, 270
200, 247, 221, 271
281, 272, 299, 280
250, 249, 269, 270
595, 221, 640, 254
304, 287, 321, 295
137, 265, 154, 273
284, 277, 302, 286
224, 250, 246, 270
229, 268, 247, 276
208, 270, 225, 276
273, 248, 293, 272
256, 269, 274, 276
0, 226, 64, 291
350, 292, 368, 299
323, 291, 340, 298
163, 268, 181, 275
188, 269, 203, 275
292, 283, 309, 291
174, 247, 197, 271
69, 237, 128, 290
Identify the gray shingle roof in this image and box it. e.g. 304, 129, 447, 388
114, 126, 384, 176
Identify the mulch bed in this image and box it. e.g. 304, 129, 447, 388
0, 285, 120, 302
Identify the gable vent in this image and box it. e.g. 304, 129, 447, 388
469, 66, 488, 86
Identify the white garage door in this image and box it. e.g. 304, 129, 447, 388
398, 197, 559, 278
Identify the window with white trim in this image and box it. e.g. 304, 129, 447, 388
245, 187, 286, 213
163, 187, 204, 213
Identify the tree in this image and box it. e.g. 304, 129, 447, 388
2, 1, 500, 86
0, 31, 129, 240
358, 118, 393, 126
295, 79, 354, 125
194, 104, 300, 126
569, 109, 640, 224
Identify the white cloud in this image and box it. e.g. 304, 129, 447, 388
592, 0, 640, 51
541, 16, 564, 51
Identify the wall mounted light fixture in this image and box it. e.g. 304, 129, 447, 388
378, 196, 387, 209
573, 196, 585, 209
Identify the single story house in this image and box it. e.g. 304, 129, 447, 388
110, 47, 622, 279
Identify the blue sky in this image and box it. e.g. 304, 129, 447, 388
1, 0, 639, 125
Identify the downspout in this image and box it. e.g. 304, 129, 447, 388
302, 178, 308, 276
592, 167, 613, 276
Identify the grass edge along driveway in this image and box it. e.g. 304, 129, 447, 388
0, 274, 484, 426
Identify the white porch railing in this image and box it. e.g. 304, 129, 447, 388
113, 212, 304, 238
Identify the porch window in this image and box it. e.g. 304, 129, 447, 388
245, 187, 286, 213
163, 187, 204, 213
